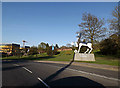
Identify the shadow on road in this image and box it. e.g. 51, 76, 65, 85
40, 53, 105, 88
2, 53, 106, 88
44, 59, 74, 83
2, 65, 28, 71
33, 57, 105, 88
44, 52, 75, 83
48, 76, 106, 88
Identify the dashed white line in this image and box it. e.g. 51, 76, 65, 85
22, 67, 32, 74
49, 65, 120, 82
37, 77, 50, 88
13, 64, 50, 87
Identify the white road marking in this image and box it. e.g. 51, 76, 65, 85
50, 65, 120, 82
67, 68, 120, 82
37, 77, 50, 88
13, 64, 20, 66
22, 67, 32, 74
13, 64, 50, 87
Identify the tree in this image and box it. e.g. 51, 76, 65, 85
38, 42, 47, 53
66, 43, 71, 48
109, 6, 120, 55
55, 44, 59, 49
99, 34, 120, 57
46, 46, 53, 56
82, 39, 86, 43
46, 46, 58, 56
60, 46, 67, 49
109, 6, 120, 34
46, 43, 49, 51
28, 46, 38, 55
78, 13, 106, 47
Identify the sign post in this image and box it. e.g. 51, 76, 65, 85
52, 45, 54, 51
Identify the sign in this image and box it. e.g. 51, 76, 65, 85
52, 46, 54, 51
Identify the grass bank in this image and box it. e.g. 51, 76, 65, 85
1, 50, 119, 66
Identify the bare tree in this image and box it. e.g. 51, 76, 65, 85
78, 13, 106, 47
109, 6, 120, 34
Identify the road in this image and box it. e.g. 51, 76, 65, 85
2, 59, 119, 88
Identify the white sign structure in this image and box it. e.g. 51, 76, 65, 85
77, 42, 92, 54
73, 30, 95, 61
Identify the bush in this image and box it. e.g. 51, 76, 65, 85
28, 46, 38, 55
46, 47, 53, 56
99, 34, 120, 56
100, 38, 118, 55
46, 46, 59, 56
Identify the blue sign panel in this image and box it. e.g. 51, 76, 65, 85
52, 46, 54, 50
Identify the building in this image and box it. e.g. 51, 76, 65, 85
57, 48, 72, 51
0, 43, 20, 55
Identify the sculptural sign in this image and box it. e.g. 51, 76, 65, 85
73, 30, 95, 61
74, 29, 93, 54
75, 42, 92, 54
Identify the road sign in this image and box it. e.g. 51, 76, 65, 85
52, 46, 54, 51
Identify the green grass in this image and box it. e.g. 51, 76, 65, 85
76, 57, 119, 66
40, 51, 74, 61
1, 50, 120, 66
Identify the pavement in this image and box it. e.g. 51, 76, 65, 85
35, 61, 119, 71
2, 59, 120, 88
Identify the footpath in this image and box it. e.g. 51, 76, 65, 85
35, 61, 119, 71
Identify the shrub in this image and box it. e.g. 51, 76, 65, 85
28, 46, 38, 55
100, 38, 118, 55
46, 47, 53, 56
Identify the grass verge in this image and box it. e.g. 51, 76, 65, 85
1, 50, 119, 66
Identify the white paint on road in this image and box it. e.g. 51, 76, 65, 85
67, 68, 120, 82
13, 64, 20, 66
13, 64, 50, 87
37, 77, 50, 88
13, 64, 32, 73
22, 67, 33, 74
50, 65, 120, 82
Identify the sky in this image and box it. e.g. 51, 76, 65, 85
2, 2, 118, 47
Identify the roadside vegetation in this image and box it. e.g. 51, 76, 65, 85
1, 50, 119, 66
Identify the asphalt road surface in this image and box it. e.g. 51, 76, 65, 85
2, 60, 120, 88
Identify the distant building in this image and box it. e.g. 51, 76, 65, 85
0, 43, 20, 55
20, 46, 30, 50
57, 48, 72, 51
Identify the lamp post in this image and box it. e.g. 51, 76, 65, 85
76, 30, 82, 48
23, 40, 27, 48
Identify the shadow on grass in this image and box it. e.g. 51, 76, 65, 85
23, 56, 55, 60
2, 56, 55, 61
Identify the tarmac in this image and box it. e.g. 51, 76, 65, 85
35, 60, 119, 71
